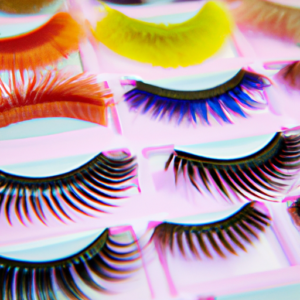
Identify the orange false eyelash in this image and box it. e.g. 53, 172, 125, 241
0, 12, 84, 72
0, 70, 113, 127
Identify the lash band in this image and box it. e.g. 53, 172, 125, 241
173, 133, 282, 169
158, 203, 259, 232
135, 69, 246, 100
0, 153, 135, 183
0, 229, 108, 269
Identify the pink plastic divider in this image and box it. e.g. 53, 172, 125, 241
180, 265, 300, 298
109, 225, 155, 298
154, 238, 178, 297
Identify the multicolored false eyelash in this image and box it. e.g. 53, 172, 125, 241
152, 202, 271, 258
0, 12, 83, 71
0, 151, 138, 225
0, 70, 112, 128
123, 70, 270, 125
0, 229, 141, 300
165, 133, 300, 202
94, 1, 232, 68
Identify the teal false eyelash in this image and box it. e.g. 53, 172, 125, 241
152, 202, 271, 258
0, 151, 137, 225
0, 229, 141, 300
123, 69, 270, 125
165, 132, 300, 202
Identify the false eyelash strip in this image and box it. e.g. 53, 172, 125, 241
123, 69, 270, 125
0, 70, 112, 128
165, 133, 300, 202
287, 199, 300, 230
152, 202, 271, 259
94, 2, 232, 68
0, 152, 138, 225
0, 0, 57, 14
278, 61, 300, 90
0, 12, 83, 72
224, 0, 300, 44
0, 229, 141, 300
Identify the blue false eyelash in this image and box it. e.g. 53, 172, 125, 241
123, 70, 271, 125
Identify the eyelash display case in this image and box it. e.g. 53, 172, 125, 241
1, 0, 300, 299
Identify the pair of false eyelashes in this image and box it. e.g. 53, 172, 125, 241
0, 2, 231, 71
2, 1, 300, 74
0, 201, 270, 300
0, 131, 298, 226
0, 68, 269, 129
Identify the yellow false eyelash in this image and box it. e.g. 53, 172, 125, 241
94, 1, 232, 68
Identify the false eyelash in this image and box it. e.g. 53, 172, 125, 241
0, 0, 59, 14
0, 70, 112, 128
287, 199, 300, 230
93, 2, 231, 68
165, 132, 300, 202
152, 202, 271, 258
224, 0, 300, 44
0, 12, 83, 72
277, 61, 300, 90
0, 229, 141, 300
0, 151, 138, 225
124, 69, 270, 125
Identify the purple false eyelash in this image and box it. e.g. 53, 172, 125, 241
0, 151, 138, 225
165, 132, 300, 202
123, 69, 270, 125
152, 202, 271, 259
0, 229, 142, 300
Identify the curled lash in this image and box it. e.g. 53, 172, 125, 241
0, 229, 141, 300
165, 133, 300, 202
0, 151, 138, 225
0, 12, 83, 72
124, 70, 270, 125
152, 202, 271, 258
0, 70, 112, 128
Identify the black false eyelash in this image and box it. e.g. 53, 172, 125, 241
0, 229, 141, 300
123, 69, 270, 125
152, 202, 271, 259
0, 151, 137, 225
165, 132, 300, 202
